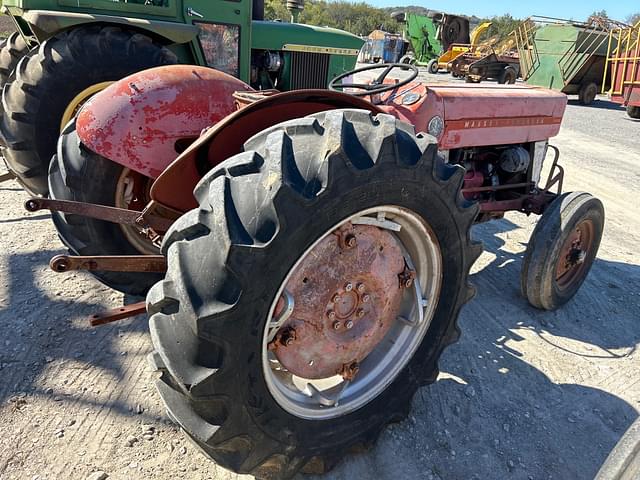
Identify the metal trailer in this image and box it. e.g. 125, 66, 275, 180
604, 22, 640, 119
451, 48, 520, 84
515, 16, 622, 105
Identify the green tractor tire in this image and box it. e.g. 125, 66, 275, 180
0, 25, 177, 196
0, 32, 30, 88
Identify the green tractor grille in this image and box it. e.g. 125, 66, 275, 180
290, 52, 331, 89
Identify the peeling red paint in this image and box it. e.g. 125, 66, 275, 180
76, 65, 252, 179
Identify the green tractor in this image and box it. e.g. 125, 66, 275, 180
0, 0, 362, 196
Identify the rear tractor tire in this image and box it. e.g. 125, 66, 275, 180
1, 25, 177, 196
578, 82, 598, 106
48, 120, 162, 296
521, 192, 604, 310
147, 109, 481, 478
427, 59, 439, 74
627, 105, 640, 119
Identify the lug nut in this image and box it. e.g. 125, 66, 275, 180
362, 294, 370, 303
356, 283, 365, 292
404, 278, 413, 288
279, 327, 296, 347
345, 320, 354, 329
345, 282, 353, 292
327, 310, 336, 320
333, 321, 342, 330
345, 234, 357, 248
332, 294, 341, 303
356, 308, 365, 318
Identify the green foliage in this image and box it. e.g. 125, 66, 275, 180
478, 14, 521, 40
264, 0, 400, 36
264, 1, 523, 44
590, 10, 609, 20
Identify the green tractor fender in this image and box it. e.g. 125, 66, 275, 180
14, 8, 199, 44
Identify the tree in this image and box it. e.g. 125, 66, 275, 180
627, 13, 640, 26
590, 10, 609, 20
479, 14, 521, 41
264, 0, 400, 36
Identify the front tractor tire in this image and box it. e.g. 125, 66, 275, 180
521, 192, 604, 310
627, 105, 640, 119
48, 120, 162, 296
147, 110, 481, 478
0, 25, 177, 196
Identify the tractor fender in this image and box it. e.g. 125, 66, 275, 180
21, 9, 199, 44
75, 65, 252, 179
150, 90, 384, 212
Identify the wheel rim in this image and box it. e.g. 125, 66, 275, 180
555, 219, 594, 291
60, 81, 114, 132
262, 206, 442, 420
114, 168, 159, 255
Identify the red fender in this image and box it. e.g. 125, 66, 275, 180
150, 90, 383, 213
76, 65, 252, 179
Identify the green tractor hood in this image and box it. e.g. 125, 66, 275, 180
251, 21, 363, 54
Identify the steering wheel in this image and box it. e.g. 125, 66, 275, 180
329, 63, 419, 97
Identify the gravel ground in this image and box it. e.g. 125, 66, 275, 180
0, 72, 638, 480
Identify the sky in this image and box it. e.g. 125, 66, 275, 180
366, 0, 638, 23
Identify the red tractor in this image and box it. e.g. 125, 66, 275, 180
29, 63, 604, 478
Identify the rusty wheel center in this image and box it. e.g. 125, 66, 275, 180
269, 222, 406, 380
262, 206, 442, 420
555, 219, 594, 290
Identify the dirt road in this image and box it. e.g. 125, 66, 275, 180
0, 88, 638, 480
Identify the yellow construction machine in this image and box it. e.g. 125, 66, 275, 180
431, 21, 492, 74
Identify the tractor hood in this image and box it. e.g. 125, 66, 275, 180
251, 21, 363, 53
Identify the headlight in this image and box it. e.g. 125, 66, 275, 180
427, 115, 444, 138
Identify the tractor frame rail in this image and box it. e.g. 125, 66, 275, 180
50, 254, 167, 273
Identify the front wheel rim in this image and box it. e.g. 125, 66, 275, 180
262, 206, 442, 420
555, 219, 594, 290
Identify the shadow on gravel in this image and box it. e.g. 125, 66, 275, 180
567, 99, 625, 111
0, 249, 156, 422
0, 214, 50, 223
309, 218, 639, 480
475, 218, 640, 353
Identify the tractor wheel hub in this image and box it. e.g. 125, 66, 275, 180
270, 224, 406, 379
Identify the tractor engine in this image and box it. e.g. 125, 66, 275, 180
449, 142, 546, 220
251, 50, 284, 89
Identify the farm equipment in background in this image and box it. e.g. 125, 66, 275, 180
359, 30, 406, 64
433, 21, 492, 74
449, 32, 520, 83
394, 11, 470, 73
515, 16, 625, 105
603, 21, 640, 119
27, 62, 604, 478
0, 0, 363, 196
